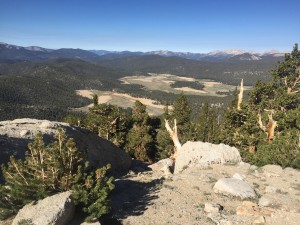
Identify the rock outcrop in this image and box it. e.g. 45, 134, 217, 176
174, 141, 242, 173
12, 191, 74, 225
0, 118, 131, 176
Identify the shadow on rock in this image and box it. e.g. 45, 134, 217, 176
104, 177, 163, 223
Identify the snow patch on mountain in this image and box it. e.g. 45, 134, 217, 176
24, 46, 52, 52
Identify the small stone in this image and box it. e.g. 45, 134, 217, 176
213, 178, 257, 199
162, 165, 172, 176
265, 186, 278, 193
199, 174, 211, 182
253, 215, 266, 224
259, 196, 272, 207
253, 170, 261, 178
19, 130, 29, 137
149, 158, 174, 172
232, 173, 245, 180
204, 202, 223, 213
262, 165, 283, 175
236, 201, 259, 215
249, 165, 258, 171
237, 162, 251, 169
207, 212, 223, 224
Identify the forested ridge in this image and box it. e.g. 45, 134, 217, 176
97, 54, 282, 85
0, 59, 128, 120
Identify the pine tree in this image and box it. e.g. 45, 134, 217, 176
93, 94, 99, 106
85, 103, 130, 148
192, 102, 219, 143
171, 93, 191, 144
156, 104, 174, 160
125, 101, 155, 161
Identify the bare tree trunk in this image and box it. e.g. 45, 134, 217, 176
165, 119, 182, 160
267, 114, 277, 142
257, 112, 277, 142
237, 79, 244, 111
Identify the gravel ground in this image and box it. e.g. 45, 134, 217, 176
103, 163, 300, 225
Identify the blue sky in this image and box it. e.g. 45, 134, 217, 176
1, 0, 299, 52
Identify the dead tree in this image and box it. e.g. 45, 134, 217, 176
284, 67, 300, 94
165, 119, 182, 160
258, 111, 277, 142
237, 79, 244, 111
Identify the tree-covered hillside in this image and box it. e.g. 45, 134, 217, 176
0, 59, 127, 120
97, 55, 283, 85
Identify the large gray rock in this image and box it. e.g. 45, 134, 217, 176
213, 178, 257, 199
12, 191, 75, 225
0, 119, 131, 176
174, 141, 242, 173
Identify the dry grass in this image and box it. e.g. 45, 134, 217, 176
76, 90, 167, 116
120, 73, 249, 97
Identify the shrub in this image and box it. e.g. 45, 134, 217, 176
0, 129, 114, 221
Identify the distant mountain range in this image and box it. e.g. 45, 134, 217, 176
0, 42, 101, 62
91, 49, 285, 62
0, 42, 285, 62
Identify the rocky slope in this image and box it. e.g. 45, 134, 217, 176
107, 162, 300, 225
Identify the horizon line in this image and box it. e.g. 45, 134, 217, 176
0, 41, 289, 54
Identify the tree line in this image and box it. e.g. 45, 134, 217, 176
65, 92, 222, 162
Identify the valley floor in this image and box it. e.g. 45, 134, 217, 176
76, 90, 166, 116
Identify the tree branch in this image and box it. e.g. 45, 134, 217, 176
257, 113, 266, 132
